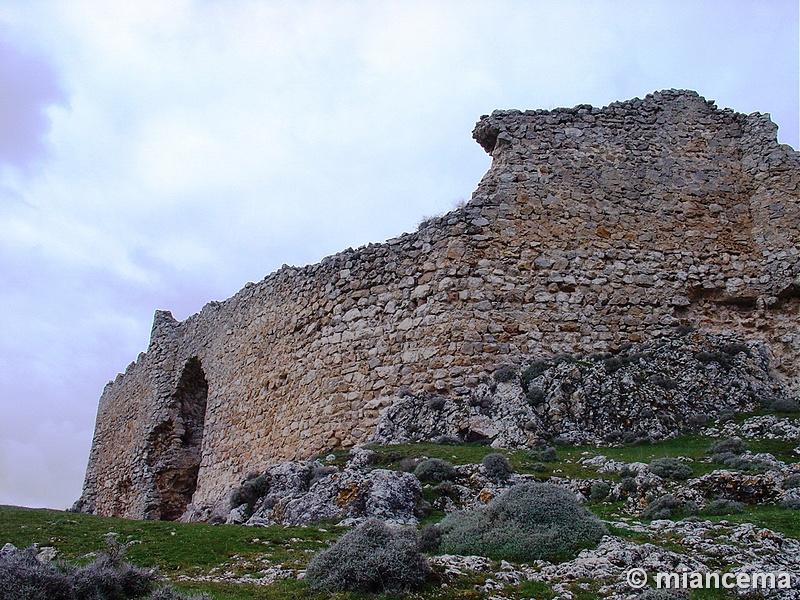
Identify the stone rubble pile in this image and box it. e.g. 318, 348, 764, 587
373, 332, 797, 448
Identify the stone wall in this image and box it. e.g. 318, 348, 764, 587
77, 90, 800, 519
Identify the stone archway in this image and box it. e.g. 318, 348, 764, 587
152, 357, 209, 520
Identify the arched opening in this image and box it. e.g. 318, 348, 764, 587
151, 357, 208, 520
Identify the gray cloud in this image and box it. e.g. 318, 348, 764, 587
0, 35, 66, 170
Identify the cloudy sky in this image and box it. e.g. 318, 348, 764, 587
0, 1, 797, 510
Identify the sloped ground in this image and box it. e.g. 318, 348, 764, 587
3, 412, 800, 599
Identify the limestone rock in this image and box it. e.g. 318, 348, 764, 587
374, 332, 795, 448
240, 463, 424, 526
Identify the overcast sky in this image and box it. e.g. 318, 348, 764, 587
0, 1, 797, 510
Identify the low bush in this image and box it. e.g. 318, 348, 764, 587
418, 524, 442, 553
0, 541, 201, 600
651, 375, 679, 390
521, 360, 551, 385
708, 440, 773, 472
71, 553, 154, 600
648, 458, 693, 481
590, 481, 611, 501
525, 386, 546, 405
482, 453, 513, 482
398, 458, 422, 472
528, 446, 557, 462
414, 458, 457, 483
438, 483, 606, 562
766, 397, 800, 413
433, 480, 460, 500
469, 395, 494, 410
229, 473, 269, 509
620, 477, 638, 494
716, 454, 768, 472
603, 356, 627, 374
783, 474, 800, 490
148, 590, 212, 600
695, 351, 733, 370
434, 435, 461, 446
0, 547, 73, 600
310, 464, 338, 484
642, 494, 698, 520
305, 519, 429, 593
720, 343, 750, 357
623, 431, 654, 445
426, 396, 447, 411
685, 413, 709, 430
703, 498, 745, 516
708, 437, 749, 456
781, 496, 800, 510
493, 365, 517, 383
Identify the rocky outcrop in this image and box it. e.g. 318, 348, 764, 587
198, 453, 426, 527
432, 520, 800, 599
373, 331, 797, 447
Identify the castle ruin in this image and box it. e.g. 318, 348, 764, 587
77, 90, 800, 520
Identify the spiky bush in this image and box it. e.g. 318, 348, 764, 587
0, 547, 73, 600
648, 457, 692, 481
0, 542, 183, 600
71, 553, 154, 600
305, 519, 430, 593
439, 483, 606, 562
414, 458, 457, 483
482, 453, 513, 482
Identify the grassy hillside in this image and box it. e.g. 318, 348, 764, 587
3, 426, 798, 599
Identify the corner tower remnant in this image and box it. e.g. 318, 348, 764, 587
78, 90, 800, 519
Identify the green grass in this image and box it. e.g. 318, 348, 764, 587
0, 505, 559, 600
362, 429, 799, 483
702, 504, 800, 539
363, 441, 520, 468
3, 418, 797, 599
0, 505, 338, 574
